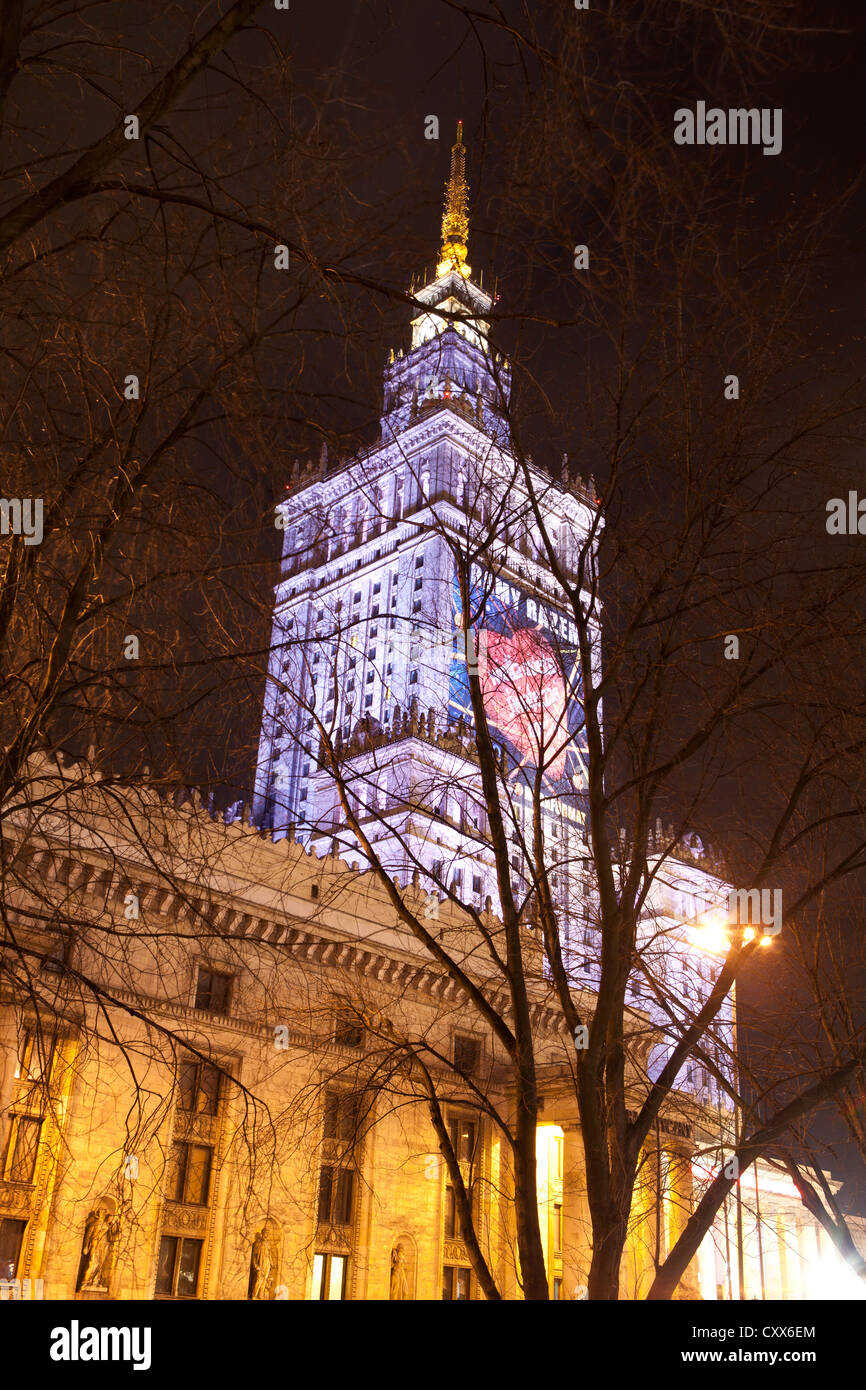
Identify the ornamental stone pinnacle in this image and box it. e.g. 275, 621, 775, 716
438, 121, 471, 279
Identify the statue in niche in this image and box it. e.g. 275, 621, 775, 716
389, 1241, 411, 1301
248, 1219, 282, 1300
250, 1228, 272, 1300
100, 1215, 122, 1287
77, 1198, 122, 1292
78, 1209, 105, 1289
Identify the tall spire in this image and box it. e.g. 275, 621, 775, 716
438, 120, 471, 280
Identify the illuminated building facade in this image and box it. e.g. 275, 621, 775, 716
1, 137, 861, 1306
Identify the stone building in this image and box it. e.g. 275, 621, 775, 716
0, 131, 854, 1304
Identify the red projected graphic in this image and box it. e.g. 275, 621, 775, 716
479, 627, 569, 779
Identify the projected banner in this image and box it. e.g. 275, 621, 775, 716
449, 567, 588, 803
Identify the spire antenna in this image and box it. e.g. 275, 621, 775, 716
438, 120, 471, 279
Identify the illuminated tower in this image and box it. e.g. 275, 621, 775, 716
253, 126, 600, 922
252, 128, 735, 1105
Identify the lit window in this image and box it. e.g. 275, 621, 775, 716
442, 1266, 471, 1300
155, 1236, 202, 1298
311, 1252, 348, 1300
178, 1060, 221, 1116
169, 1142, 213, 1206
444, 1185, 462, 1238
5, 1116, 41, 1184
15, 1029, 55, 1084
317, 1165, 355, 1226
448, 1115, 477, 1163
0, 1218, 27, 1281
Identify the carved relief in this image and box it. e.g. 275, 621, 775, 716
0, 1181, 33, 1215
161, 1202, 208, 1232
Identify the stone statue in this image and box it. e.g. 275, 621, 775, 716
250, 1228, 272, 1300
99, 1214, 122, 1287
78, 1210, 106, 1289
389, 1242, 410, 1301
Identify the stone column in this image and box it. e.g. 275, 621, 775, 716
561, 1125, 592, 1298
667, 1145, 702, 1300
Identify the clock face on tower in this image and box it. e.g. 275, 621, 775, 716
449, 567, 588, 800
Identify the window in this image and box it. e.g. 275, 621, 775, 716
371, 605, 379, 617
15, 1029, 55, 1083
409, 670, 418, 683
0, 1218, 26, 1281
444, 1185, 462, 1239
178, 1059, 221, 1116
415, 556, 424, 568
453, 1036, 480, 1075
352, 591, 361, 604
373, 582, 381, 594
5, 1117, 41, 1183
194, 968, 231, 1015
448, 1115, 477, 1164
169, 1142, 213, 1206
155, 1235, 202, 1298
41, 935, 70, 975
366, 671, 374, 684
553, 1202, 562, 1254
364, 695, 373, 708
472, 874, 482, 895
553, 1277, 562, 1300
312, 1252, 348, 1300
370, 625, 378, 637
367, 647, 377, 659
317, 1165, 355, 1226
333, 1017, 363, 1048
414, 577, 423, 591
442, 1266, 471, 1300
323, 1091, 361, 1141
413, 601, 421, 613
